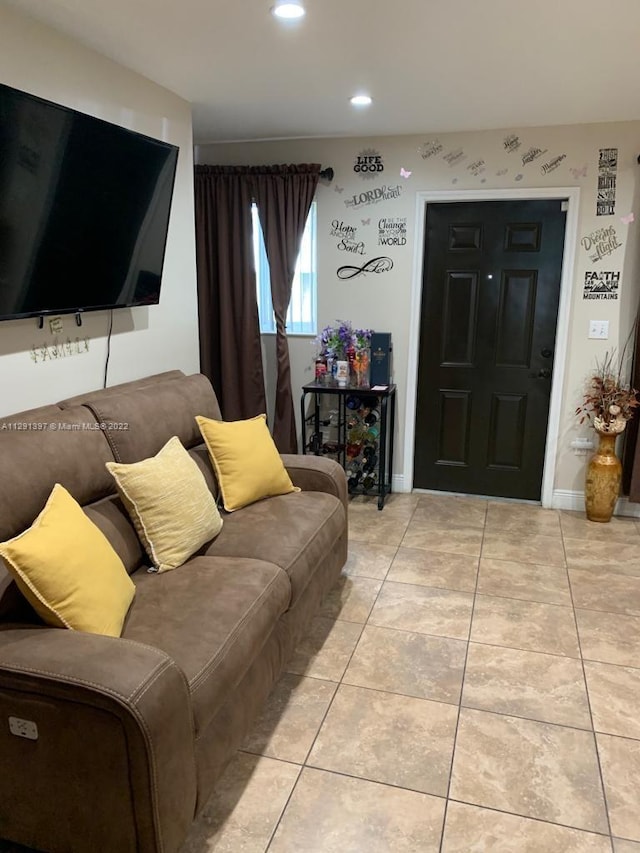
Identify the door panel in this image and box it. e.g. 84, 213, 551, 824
414, 200, 566, 500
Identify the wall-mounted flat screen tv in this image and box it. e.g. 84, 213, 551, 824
0, 84, 179, 321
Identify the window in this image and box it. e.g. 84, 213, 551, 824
252, 201, 317, 335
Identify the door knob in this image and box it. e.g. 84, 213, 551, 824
538, 368, 552, 379
541, 348, 552, 358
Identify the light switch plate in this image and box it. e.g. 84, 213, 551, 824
588, 320, 609, 340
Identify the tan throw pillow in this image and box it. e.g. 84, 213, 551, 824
196, 414, 299, 511
0, 484, 134, 637
106, 436, 223, 572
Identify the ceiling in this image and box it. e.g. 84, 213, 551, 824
5, 0, 640, 144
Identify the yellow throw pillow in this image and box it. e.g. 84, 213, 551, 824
106, 436, 223, 572
0, 484, 134, 637
196, 414, 299, 512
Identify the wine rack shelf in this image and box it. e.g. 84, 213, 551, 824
300, 382, 396, 510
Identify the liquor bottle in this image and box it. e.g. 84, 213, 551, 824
315, 356, 327, 384
364, 409, 379, 426
363, 473, 377, 491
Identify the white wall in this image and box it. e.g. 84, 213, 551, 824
0, 6, 199, 415
197, 123, 640, 498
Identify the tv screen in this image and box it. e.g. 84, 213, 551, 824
0, 84, 179, 321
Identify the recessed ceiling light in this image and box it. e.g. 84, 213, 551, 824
272, 0, 305, 19
350, 95, 372, 107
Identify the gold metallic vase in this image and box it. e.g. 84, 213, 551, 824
585, 430, 622, 523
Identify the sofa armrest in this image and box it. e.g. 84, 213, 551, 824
281, 453, 348, 513
0, 627, 197, 853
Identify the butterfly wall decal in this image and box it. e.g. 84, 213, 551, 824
361, 218, 371, 226
400, 167, 412, 179
570, 165, 588, 179
621, 212, 635, 225
334, 185, 344, 194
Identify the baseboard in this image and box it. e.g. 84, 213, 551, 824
551, 489, 640, 518
392, 474, 407, 493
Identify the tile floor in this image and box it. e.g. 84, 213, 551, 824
181, 492, 640, 852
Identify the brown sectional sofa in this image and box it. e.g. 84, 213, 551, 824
0, 371, 348, 853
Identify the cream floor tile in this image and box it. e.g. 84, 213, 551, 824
348, 515, 408, 547
349, 493, 419, 518
561, 510, 640, 544
482, 531, 565, 567
182, 753, 299, 853
269, 767, 446, 853
569, 568, 640, 617
386, 547, 478, 592
486, 501, 561, 534
343, 624, 467, 704
471, 594, 580, 657
308, 684, 458, 796
442, 801, 611, 852
401, 523, 484, 558
285, 616, 362, 681
597, 733, 640, 841
319, 575, 382, 623
564, 537, 640, 577
343, 541, 397, 580
477, 557, 571, 606
413, 494, 488, 528
584, 661, 640, 740
450, 708, 608, 833
369, 581, 474, 641
614, 840, 640, 852
241, 673, 337, 764
462, 643, 592, 729
576, 608, 640, 668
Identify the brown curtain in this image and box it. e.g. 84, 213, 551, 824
194, 166, 266, 420
253, 164, 321, 453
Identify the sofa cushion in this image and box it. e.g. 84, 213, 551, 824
82, 374, 221, 463
57, 370, 185, 409
84, 495, 146, 575
205, 491, 345, 607
0, 484, 135, 637
106, 437, 223, 572
196, 414, 298, 511
122, 556, 290, 734
0, 405, 116, 542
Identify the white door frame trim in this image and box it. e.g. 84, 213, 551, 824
404, 187, 581, 507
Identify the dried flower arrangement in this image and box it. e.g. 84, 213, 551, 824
576, 348, 640, 434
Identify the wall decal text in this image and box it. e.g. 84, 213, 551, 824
378, 217, 407, 246
522, 147, 548, 166
541, 154, 567, 174
504, 134, 522, 153
330, 219, 358, 239
443, 148, 467, 167
597, 148, 617, 216
419, 140, 443, 159
344, 184, 402, 209
354, 148, 384, 179
583, 271, 620, 300
30, 337, 90, 363
581, 225, 622, 263
337, 257, 394, 280
467, 159, 486, 177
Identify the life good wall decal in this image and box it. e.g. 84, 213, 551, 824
337, 257, 394, 280
344, 184, 403, 209
583, 271, 620, 300
597, 148, 618, 216
581, 225, 622, 263
354, 148, 384, 179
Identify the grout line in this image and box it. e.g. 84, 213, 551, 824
264, 508, 410, 850
561, 517, 615, 848
438, 499, 487, 853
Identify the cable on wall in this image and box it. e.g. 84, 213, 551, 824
103, 309, 113, 388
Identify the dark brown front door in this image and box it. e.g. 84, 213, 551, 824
414, 199, 566, 500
